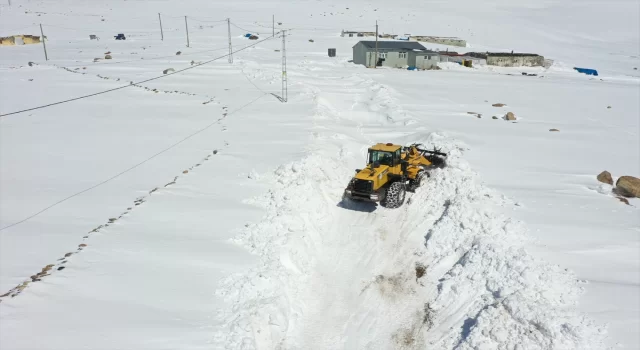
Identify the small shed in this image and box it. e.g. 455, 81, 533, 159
22, 35, 40, 44
0, 34, 41, 46
408, 36, 467, 47
467, 52, 544, 67
341, 30, 376, 38
413, 50, 441, 69
441, 55, 486, 66
0, 36, 16, 45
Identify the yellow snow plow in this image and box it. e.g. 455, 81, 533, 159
342, 143, 447, 208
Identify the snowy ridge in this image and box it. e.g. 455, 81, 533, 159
418, 162, 608, 349
213, 135, 606, 349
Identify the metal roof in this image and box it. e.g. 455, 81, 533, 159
369, 143, 402, 152
355, 41, 427, 51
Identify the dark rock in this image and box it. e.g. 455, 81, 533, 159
597, 171, 613, 185
615, 176, 640, 198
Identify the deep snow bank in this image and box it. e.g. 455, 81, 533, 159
212, 133, 607, 349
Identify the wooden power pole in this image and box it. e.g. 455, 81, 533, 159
39, 24, 48, 61
184, 16, 190, 47
158, 13, 164, 41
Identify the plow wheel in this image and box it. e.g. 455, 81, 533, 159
408, 171, 427, 192
382, 181, 406, 208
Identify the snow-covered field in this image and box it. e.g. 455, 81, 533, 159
1, 0, 638, 349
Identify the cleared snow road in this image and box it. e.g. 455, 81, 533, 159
213, 71, 606, 349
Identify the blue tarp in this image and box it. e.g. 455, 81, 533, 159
407, 66, 416, 70
574, 67, 598, 76
244, 33, 252, 38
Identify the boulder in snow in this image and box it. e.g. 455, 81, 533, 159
176, 51, 181, 55
596, 171, 613, 185
104, 54, 112, 59
615, 176, 640, 198
163, 68, 175, 74
492, 103, 506, 107
505, 112, 516, 121
549, 128, 559, 132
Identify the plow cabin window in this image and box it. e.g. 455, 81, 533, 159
369, 150, 395, 166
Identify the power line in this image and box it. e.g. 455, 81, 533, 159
230, 22, 265, 35
1, 24, 39, 32
240, 68, 276, 95
189, 17, 227, 23
0, 32, 280, 118
56, 47, 228, 68
0, 93, 269, 232
42, 23, 158, 34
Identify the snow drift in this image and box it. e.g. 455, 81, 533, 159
213, 132, 607, 349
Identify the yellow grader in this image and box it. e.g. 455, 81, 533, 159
342, 143, 447, 208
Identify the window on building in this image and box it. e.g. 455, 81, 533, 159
379, 52, 386, 58
399, 52, 407, 58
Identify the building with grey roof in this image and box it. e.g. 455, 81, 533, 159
352, 41, 441, 69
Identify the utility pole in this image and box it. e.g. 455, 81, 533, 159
158, 13, 164, 41
281, 30, 287, 102
184, 16, 190, 47
39, 24, 48, 61
272, 15, 275, 37
227, 18, 233, 63
374, 20, 378, 68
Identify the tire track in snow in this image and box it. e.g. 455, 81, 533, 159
0, 92, 242, 300
0, 148, 224, 301
35, 62, 219, 105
